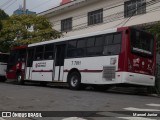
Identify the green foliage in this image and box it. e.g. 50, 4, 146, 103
0, 21, 2, 30
0, 9, 9, 30
0, 9, 9, 52
145, 22, 160, 53
0, 9, 9, 20
0, 15, 61, 52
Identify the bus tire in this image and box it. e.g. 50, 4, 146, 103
68, 72, 81, 90
17, 73, 24, 85
0, 76, 6, 82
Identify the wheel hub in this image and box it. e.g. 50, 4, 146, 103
71, 76, 78, 87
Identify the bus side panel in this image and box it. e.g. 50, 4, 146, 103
63, 56, 122, 85
31, 60, 54, 82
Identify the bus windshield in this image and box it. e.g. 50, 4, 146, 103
130, 28, 154, 56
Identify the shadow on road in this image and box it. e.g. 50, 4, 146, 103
3, 80, 159, 98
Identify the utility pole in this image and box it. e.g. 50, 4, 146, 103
23, 0, 26, 14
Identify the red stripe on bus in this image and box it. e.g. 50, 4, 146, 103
32, 70, 53, 72
80, 70, 103, 73
64, 69, 103, 73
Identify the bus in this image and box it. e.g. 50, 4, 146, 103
6, 27, 156, 90
0, 53, 9, 82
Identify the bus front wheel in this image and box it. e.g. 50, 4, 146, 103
68, 72, 81, 90
17, 73, 24, 85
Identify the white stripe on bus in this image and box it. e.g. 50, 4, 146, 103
146, 104, 160, 107
118, 117, 156, 120
123, 107, 160, 111
62, 117, 87, 120
0, 118, 5, 120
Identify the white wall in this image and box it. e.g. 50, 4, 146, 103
43, 0, 160, 37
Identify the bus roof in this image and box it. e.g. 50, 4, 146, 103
29, 28, 118, 47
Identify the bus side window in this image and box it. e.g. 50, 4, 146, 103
103, 33, 121, 55
34, 46, 44, 60
44, 44, 54, 60
67, 40, 77, 58
86, 36, 103, 56
76, 38, 86, 57
67, 39, 86, 58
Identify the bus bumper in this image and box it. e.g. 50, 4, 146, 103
119, 72, 155, 86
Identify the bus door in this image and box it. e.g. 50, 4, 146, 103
26, 48, 34, 80
53, 44, 66, 81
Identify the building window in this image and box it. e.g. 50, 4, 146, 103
61, 18, 72, 32
124, 0, 146, 18
88, 9, 103, 25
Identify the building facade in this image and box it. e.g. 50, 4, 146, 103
39, 0, 160, 37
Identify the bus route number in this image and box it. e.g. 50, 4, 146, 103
71, 61, 81, 66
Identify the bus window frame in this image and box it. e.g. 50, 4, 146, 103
34, 45, 45, 61
130, 28, 154, 57
66, 32, 122, 59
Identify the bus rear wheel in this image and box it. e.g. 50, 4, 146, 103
68, 72, 81, 90
17, 73, 24, 85
0, 76, 6, 82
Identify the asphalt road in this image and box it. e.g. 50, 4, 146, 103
0, 82, 160, 120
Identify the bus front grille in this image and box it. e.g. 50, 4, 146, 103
103, 66, 116, 80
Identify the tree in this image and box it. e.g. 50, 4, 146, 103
0, 9, 9, 52
145, 22, 160, 53
0, 21, 2, 30
0, 15, 61, 52
0, 9, 9, 30
0, 9, 9, 21
145, 22, 160, 94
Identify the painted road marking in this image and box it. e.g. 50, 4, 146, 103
146, 104, 160, 107
118, 117, 157, 120
62, 117, 87, 120
0, 118, 5, 120
123, 107, 160, 111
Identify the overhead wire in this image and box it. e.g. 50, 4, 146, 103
0, 0, 14, 9
30, 0, 53, 10
3, 0, 18, 11
52, 1, 124, 26
53, 0, 160, 28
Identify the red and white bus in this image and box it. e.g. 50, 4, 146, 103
6, 27, 156, 90
0, 52, 9, 82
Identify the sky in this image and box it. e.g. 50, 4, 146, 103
0, 0, 61, 15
